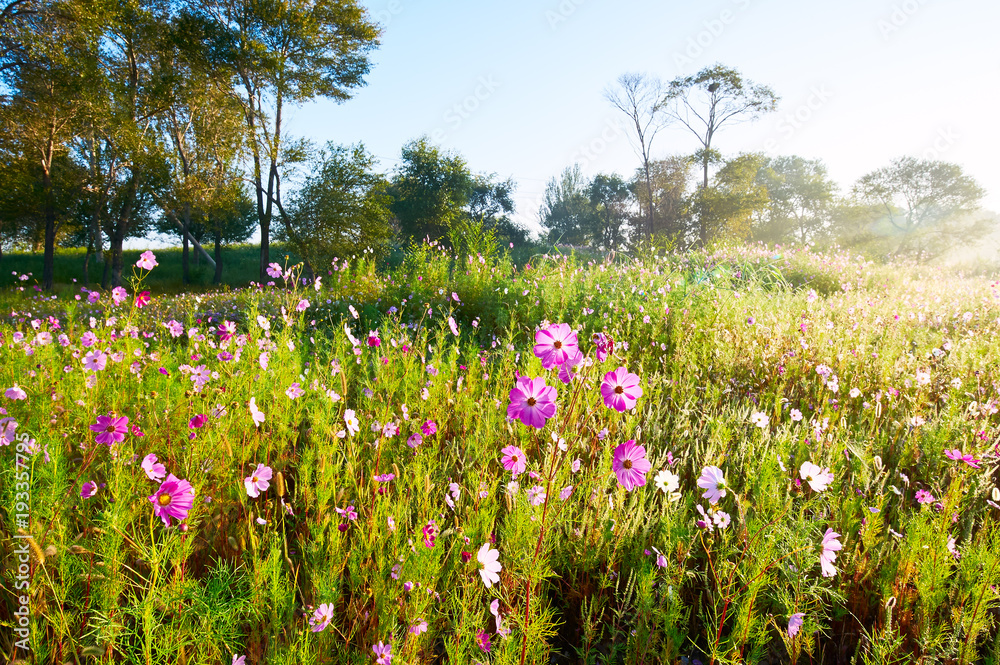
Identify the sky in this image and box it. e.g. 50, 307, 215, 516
211, 0, 1000, 242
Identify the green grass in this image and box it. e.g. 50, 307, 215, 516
0, 242, 998, 664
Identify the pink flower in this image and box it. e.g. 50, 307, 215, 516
448, 316, 459, 336
136, 250, 158, 270
188, 414, 208, 429
944, 448, 981, 468
500, 445, 527, 476
915, 489, 935, 504
4, 384, 27, 400
799, 462, 834, 492
507, 376, 557, 429
477, 542, 502, 587
217, 320, 236, 341
421, 420, 437, 436
697, 466, 726, 504
266, 262, 283, 279
600, 367, 643, 412
111, 286, 128, 305
409, 619, 428, 635
372, 641, 391, 665
142, 453, 166, 481
285, 382, 305, 399
533, 323, 580, 369
309, 603, 335, 632
526, 485, 547, 506
90, 414, 129, 446
788, 612, 805, 638
407, 433, 423, 448
245, 463, 273, 498
592, 332, 614, 362
134, 291, 151, 308
83, 350, 107, 372
81, 481, 98, 499
148, 474, 195, 526
819, 528, 842, 577
295, 299, 309, 312
612, 440, 652, 491
249, 398, 265, 428
232, 656, 246, 665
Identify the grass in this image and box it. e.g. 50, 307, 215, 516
0, 241, 998, 664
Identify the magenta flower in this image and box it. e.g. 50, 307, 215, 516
5, 384, 27, 400
244, 463, 273, 498
148, 474, 195, 526
111, 286, 128, 306
142, 453, 166, 481
592, 332, 614, 362
81, 481, 98, 499
944, 448, 981, 468
217, 320, 236, 341
600, 367, 643, 412
90, 415, 129, 446
612, 440, 652, 491
134, 291, 151, 308
476, 629, 491, 653
533, 323, 580, 369
507, 376, 557, 429
421, 420, 437, 436
819, 528, 842, 577
372, 641, 392, 665
309, 603, 335, 632
915, 489, 935, 504
788, 612, 805, 638
188, 414, 208, 429
407, 433, 423, 448
500, 445, 527, 477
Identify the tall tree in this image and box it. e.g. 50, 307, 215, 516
539, 164, 595, 246
390, 137, 474, 242
604, 73, 665, 240
663, 64, 779, 243
0, 0, 93, 288
588, 173, 632, 250
693, 152, 769, 243
634, 155, 693, 244
852, 157, 991, 262
198, 0, 380, 282
754, 156, 836, 245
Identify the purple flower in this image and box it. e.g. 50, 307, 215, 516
4, 384, 27, 400
819, 528, 842, 577
372, 641, 392, 665
309, 603, 334, 632
81, 481, 98, 499
507, 376, 557, 429
788, 612, 805, 638
90, 415, 129, 446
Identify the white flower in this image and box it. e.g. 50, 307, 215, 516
790, 408, 803, 422
654, 469, 679, 494
799, 462, 834, 492
750, 411, 769, 429
477, 543, 502, 588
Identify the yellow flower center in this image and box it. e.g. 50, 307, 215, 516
158, 493, 172, 506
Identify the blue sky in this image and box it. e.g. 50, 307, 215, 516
286, 0, 999, 235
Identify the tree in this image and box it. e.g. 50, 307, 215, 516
692, 153, 769, 243
754, 156, 837, 245
588, 173, 632, 250
663, 64, 779, 243
0, 0, 93, 288
284, 142, 392, 271
604, 73, 665, 240
852, 157, 991, 262
634, 155, 693, 244
539, 164, 595, 246
390, 137, 474, 242
198, 0, 380, 282
469, 174, 529, 246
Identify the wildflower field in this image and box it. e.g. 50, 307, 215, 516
2, 243, 999, 665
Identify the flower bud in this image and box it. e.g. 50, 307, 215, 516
276, 472, 286, 498
873, 456, 883, 472
992, 487, 1000, 503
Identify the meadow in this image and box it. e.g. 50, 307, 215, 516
1, 241, 999, 665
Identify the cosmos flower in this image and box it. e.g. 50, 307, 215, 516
142, 454, 166, 481
526, 485, 547, 506
915, 489, 935, 504
476, 629, 491, 653
421, 420, 437, 436
612, 440, 652, 491
232, 656, 246, 665
244, 463, 273, 498
533, 323, 580, 369
500, 445, 527, 476
136, 250, 158, 270
507, 376, 557, 429
600, 367, 642, 412
249, 398, 265, 428
90, 414, 129, 446
83, 351, 107, 372
819, 528, 842, 577
134, 291, 151, 308
149, 474, 195, 526
409, 619, 428, 635
111, 286, 128, 305
788, 612, 805, 638
188, 414, 208, 429
654, 469, 679, 494
5, 384, 27, 400
799, 462, 834, 492
285, 383, 305, 399
448, 317, 460, 336
944, 448, 981, 468
345, 409, 360, 435
266, 263, 283, 279
309, 603, 335, 632
477, 542, 501, 588
750, 411, 769, 429
372, 641, 392, 665
697, 466, 726, 505
80, 481, 98, 499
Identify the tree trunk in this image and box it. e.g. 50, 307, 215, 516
213, 228, 223, 284
42, 167, 55, 290
182, 209, 190, 285
101, 254, 110, 289
83, 240, 92, 286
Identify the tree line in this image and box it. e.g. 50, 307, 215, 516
541, 65, 994, 262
